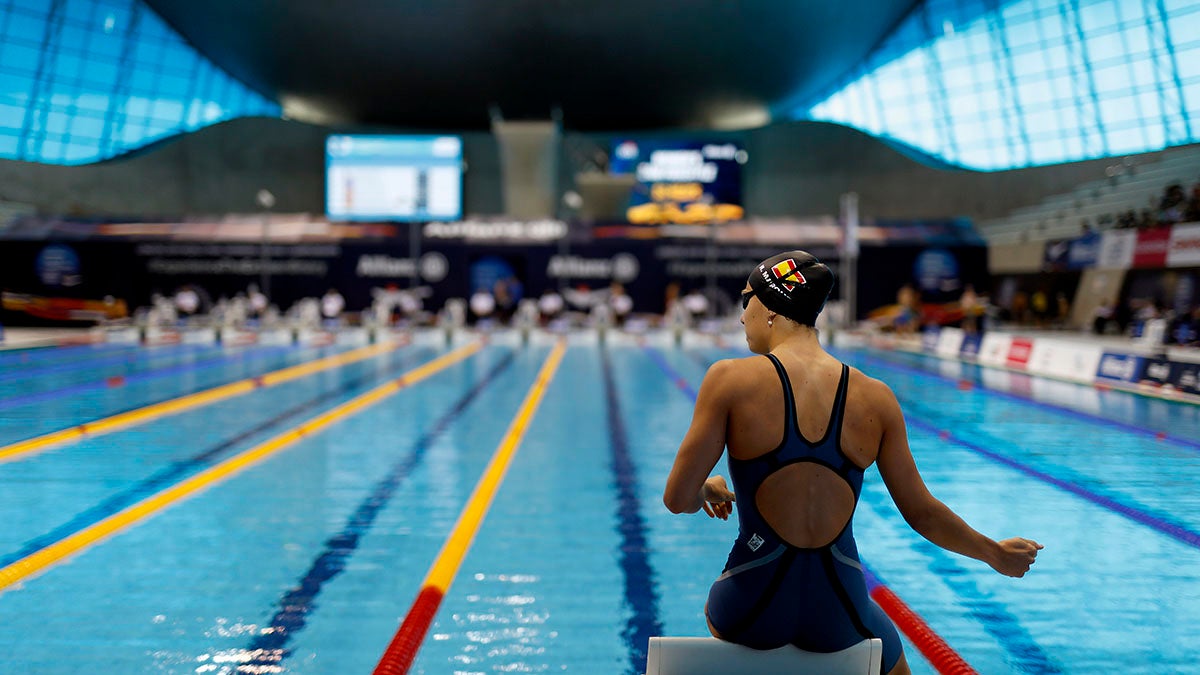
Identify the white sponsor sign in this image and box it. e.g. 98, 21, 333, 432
1167, 222, 1200, 267
1097, 229, 1136, 269
1026, 338, 1104, 384
977, 333, 1013, 369
935, 327, 965, 358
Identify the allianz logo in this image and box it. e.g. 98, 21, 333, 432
547, 253, 640, 282
1145, 362, 1171, 381
1099, 355, 1137, 380
1179, 369, 1198, 390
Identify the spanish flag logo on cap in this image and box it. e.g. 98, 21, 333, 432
771, 259, 806, 291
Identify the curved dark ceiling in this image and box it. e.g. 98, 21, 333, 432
144, 0, 920, 131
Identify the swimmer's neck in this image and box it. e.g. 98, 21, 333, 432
764, 323, 822, 355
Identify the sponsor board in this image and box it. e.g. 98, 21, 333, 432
1097, 230, 1136, 269
921, 326, 941, 352
959, 332, 982, 360
182, 327, 218, 345
1167, 222, 1200, 268
1094, 352, 1144, 384
1168, 361, 1200, 396
1133, 227, 1171, 268
977, 333, 1013, 369
1026, 339, 1104, 384
935, 326, 965, 358
1005, 337, 1035, 369
1138, 357, 1173, 387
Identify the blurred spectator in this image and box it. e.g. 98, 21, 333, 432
608, 281, 634, 326
537, 290, 565, 323
663, 281, 682, 318
321, 288, 345, 326
1160, 183, 1187, 225
1055, 292, 1071, 328
493, 278, 516, 323
893, 284, 920, 333
1093, 298, 1115, 335
1031, 289, 1051, 327
468, 287, 496, 325
174, 285, 204, 318
681, 287, 710, 319
247, 283, 268, 319
960, 284, 983, 334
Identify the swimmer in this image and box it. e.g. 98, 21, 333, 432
664, 250, 1042, 675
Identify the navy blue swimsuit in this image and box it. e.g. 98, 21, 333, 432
705, 354, 901, 672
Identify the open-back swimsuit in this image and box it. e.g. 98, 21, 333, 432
705, 354, 901, 672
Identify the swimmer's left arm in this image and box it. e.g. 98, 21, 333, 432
664, 360, 737, 518
876, 384, 1043, 576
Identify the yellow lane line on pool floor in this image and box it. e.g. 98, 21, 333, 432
0, 338, 406, 464
371, 340, 567, 674
0, 341, 482, 594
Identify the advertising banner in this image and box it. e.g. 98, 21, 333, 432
935, 326, 965, 358
1133, 227, 1171, 268
1094, 352, 1145, 384
977, 333, 1013, 369
1167, 360, 1200, 396
959, 332, 982, 360
1167, 222, 1200, 268
1097, 230, 1136, 269
1026, 338, 1103, 384
1005, 337, 1035, 370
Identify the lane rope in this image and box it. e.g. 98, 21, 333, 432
0, 342, 481, 594
0, 338, 406, 464
371, 340, 567, 675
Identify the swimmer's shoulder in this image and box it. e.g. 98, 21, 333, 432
701, 354, 777, 396
845, 365, 903, 414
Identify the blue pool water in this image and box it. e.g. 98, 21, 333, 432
0, 332, 1197, 674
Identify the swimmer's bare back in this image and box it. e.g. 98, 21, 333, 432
724, 348, 878, 548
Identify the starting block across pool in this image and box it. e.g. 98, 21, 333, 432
645, 636, 883, 675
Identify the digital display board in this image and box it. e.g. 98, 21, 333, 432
326, 135, 462, 221
609, 140, 746, 225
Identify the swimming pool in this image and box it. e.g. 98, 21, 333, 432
0, 331, 1197, 674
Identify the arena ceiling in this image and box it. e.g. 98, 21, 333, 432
144, 0, 922, 132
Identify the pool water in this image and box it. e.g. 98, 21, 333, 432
0, 332, 1197, 674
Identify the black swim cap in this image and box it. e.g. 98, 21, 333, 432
747, 251, 835, 326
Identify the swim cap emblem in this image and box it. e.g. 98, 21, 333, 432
749, 250, 834, 326
769, 258, 806, 292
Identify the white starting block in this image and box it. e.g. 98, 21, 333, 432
645, 637, 883, 675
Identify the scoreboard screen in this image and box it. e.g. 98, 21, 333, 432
326, 135, 462, 221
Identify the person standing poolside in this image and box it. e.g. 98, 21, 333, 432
663, 251, 1043, 675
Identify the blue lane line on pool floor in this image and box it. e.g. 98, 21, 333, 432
901, 412, 1200, 551
858, 499, 1064, 673
0, 347, 433, 569
601, 348, 664, 675
843, 349, 1200, 454
240, 349, 516, 671
0, 343, 223, 385
0, 342, 127, 367
670, 346, 1057, 671
0, 346, 291, 411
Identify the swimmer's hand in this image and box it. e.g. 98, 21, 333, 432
701, 476, 736, 520
990, 537, 1044, 577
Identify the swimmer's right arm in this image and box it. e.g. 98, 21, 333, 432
874, 384, 1043, 578
665, 360, 737, 517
